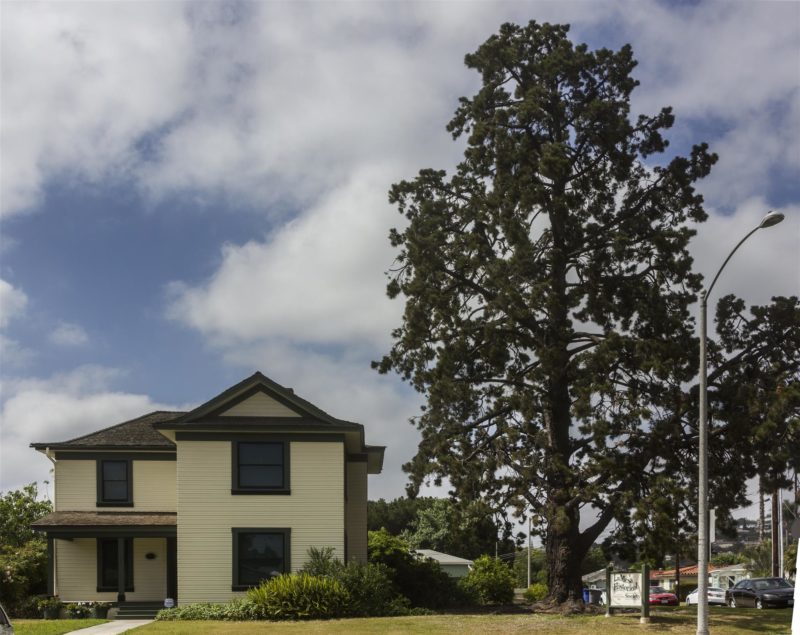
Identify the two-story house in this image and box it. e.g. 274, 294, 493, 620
30, 372, 385, 607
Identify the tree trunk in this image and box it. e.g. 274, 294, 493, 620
545, 504, 586, 604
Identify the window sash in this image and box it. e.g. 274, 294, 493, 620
100, 460, 130, 503
232, 528, 290, 590
235, 442, 285, 490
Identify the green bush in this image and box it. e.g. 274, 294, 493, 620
65, 602, 92, 618
459, 555, 515, 605
523, 582, 549, 602
368, 528, 463, 609
247, 573, 350, 620
301, 545, 404, 617
156, 599, 263, 621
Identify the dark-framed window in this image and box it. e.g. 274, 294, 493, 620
97, 538, 134, 592
232, 528, 290, 590
231, 441, 290, 494
96, 459, 133, 506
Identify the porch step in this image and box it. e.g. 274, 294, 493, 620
114, 602, 165, 620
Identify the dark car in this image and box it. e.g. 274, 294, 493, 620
648, 585, 679, 606
725, 577, 795, 609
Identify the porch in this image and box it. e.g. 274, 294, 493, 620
32, 511, 177, 604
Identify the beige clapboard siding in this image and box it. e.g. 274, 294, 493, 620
345, 461, 368, 563
177, 440, 344, 604
54, 537, 166, 602
221, 392, 300, 417
54, 459, 176, 512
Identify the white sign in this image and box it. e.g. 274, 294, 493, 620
610, 572, 643, 607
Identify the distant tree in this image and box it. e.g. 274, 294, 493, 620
710, 552, 740, 567
741, 541, 772, 577
376, 20, 716, 604
0, 483, 52, 614
368, 497, 432, 536
512, 547, 547, 588
369, 496, 510, 560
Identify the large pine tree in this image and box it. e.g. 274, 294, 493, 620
375, 21, 717, 603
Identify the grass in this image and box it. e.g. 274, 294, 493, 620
12, 618, 109, 635
127, 606, 794, 634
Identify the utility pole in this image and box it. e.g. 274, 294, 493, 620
771, 489, 780, 577
527, 515, 531, 588
759, 480, 766, 542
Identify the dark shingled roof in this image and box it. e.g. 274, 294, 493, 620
30, 411, 185, 450
32, 511, 177, 528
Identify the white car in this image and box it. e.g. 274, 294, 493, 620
685, 587, 727, 606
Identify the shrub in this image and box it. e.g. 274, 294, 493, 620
65, 602, 92, 618
523, 582, 549, 602
338, 560, 402, 617
247, 573, 350, 620
459, 555, 515, 605
368, 528, 462, 609
301, 544, 406, 617
156, 599, 263, 621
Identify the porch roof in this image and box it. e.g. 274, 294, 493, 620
32, 511, 177, 535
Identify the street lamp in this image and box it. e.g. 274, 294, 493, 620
696, 210, 784, 635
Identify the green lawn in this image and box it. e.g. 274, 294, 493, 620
12, 619, 108, 635
127, 606, 794, 634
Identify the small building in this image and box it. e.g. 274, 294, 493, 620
414, 549, 473, 578
709, 564, 749, 589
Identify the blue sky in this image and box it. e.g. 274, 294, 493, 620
1, 1, 798, 513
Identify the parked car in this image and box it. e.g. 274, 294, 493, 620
0, 603, 14, 635
725, 577, 795, 609
649, 586, 679, 606
685, 587, 727, 606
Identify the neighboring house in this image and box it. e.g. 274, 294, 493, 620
30, 372, 385, 606
650, 563, 718, 596
414, 549, 473, 578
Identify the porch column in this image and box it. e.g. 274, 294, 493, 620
46, 535, 54, 596
117, 537, 126, 602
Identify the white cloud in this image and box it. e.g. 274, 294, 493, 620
0, 278, 28, 328
0, 366, 183, 494
49, 321, 89, 347
167, 164, 404, 349
689, 200, 800, 322
0, 1, 192, 217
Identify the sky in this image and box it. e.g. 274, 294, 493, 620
1, 1, 798, 520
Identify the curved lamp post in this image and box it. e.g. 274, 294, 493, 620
696, 210, 784, 635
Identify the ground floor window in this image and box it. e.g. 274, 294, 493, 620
97, 538, 134, 591
231, 528, 290, 590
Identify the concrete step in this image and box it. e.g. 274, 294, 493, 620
113, 603, 164, 620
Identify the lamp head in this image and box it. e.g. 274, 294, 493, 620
759, 211, 785, 229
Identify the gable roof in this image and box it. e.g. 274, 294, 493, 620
28, 372, 385, 473
155, 371, 361, 430
30, 411, 184, 451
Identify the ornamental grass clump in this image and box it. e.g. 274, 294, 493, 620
246, 573, 350, 620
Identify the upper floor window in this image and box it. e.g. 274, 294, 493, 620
97, 459, 132, 506
232, 441, 289, 494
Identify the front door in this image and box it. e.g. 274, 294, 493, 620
166, 537, 177, 602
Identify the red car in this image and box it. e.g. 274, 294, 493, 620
649, 586, 679, 606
